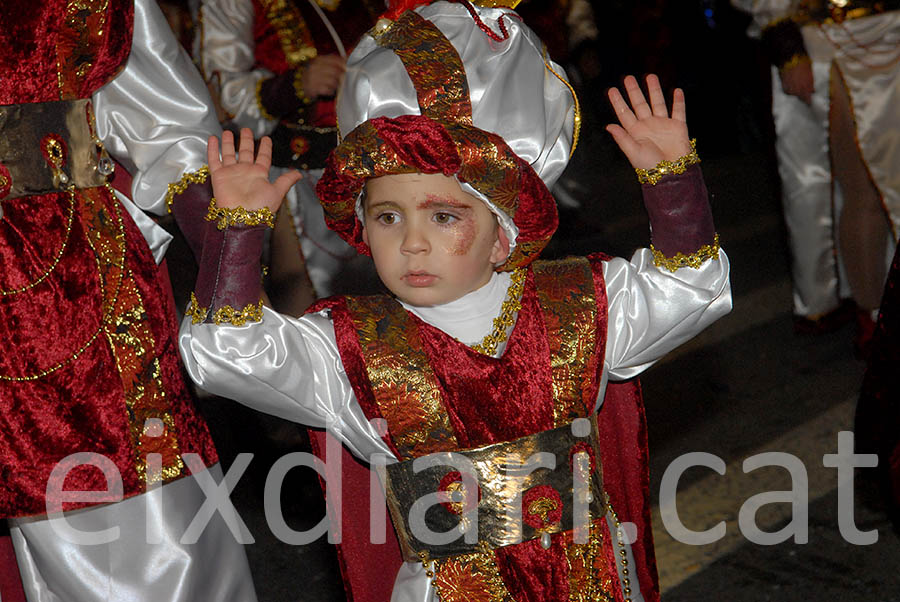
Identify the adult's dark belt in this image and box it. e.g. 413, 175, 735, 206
0, 98, 113, 202
383, 415, 608, 562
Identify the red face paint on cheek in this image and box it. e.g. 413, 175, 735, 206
449, 218, 477, 256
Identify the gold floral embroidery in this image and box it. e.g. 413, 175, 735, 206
57, 0, 110, 99
432, 544, 514, 602
564, 518, 618, 602
345, 296, 458, 459
532, 257, 598, 426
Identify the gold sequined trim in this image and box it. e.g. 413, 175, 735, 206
205, 197, 276, 230
211, 299, 264, 326
165, 166, 209, 214
187, 292, 209, 325
186, 292, 263, 326
256, 76, 278, 122
469, 268, 526, 356
651, 233, 721, 273
635, 139, 700, 186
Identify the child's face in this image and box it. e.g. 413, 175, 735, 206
362, 173, 509, 307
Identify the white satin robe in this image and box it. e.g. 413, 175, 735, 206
732, 0, 900, 317
180, 248, 732, 602
198, 0, 356, 295
5, 1, 257, 601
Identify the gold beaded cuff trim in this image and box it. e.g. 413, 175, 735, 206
187, 292, 264, 326
205, 198, 276, 230
635, 139, 700, 186
165, 166, 209, 213
651, 234, 720, 273
256, 76, 278, 122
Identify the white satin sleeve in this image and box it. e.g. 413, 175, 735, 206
602, 248, 732, 382
199, 0, 279, 136
92, 0, 221, 216
729, 0, 799, 34
179, 307, 394, 461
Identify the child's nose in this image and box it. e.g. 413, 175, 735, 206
400, 225, 430, 254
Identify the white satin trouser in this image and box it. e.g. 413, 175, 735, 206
7, 464, 257, 602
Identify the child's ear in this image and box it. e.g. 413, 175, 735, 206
489, 224, 510, 264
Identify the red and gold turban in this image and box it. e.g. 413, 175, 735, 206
316, 3, 574, 270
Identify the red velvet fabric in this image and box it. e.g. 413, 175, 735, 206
0, 0, 132, 104
0, 535, 25, 602
0, 187, 217, 518
311, 255, 660, 601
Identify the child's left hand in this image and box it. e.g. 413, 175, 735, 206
606, 74, 692, 170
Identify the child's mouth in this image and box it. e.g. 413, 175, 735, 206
403, 271, 437, 287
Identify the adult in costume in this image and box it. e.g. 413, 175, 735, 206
732, 0, 900, 338
179, 2, 732, 601
197, 0, 382, 306
0, 0, 256, 599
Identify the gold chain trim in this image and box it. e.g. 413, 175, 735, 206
635, 139, 700, 186
543, 51, 581, 158
469, 268, 526, 356
651, 233, 720, 273
0, 184, 127, 381
205, 198, 276, 230
187, 292, 264, 326
1, 188, 76, 296
165, 166, 209, 213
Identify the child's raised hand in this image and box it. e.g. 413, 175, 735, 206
207, 128, 302, 211
606, 75, 692, 170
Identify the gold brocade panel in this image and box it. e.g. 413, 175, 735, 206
345, 296, 458, 459
79, 187, 184, 483
375, 11, 474, 125
532, 257, 599, 427
57, 0, 110, 99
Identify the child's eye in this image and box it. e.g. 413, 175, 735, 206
433, 212, 458, 225
377, 212, 399, 225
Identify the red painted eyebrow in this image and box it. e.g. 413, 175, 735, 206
417, 195, 473, 210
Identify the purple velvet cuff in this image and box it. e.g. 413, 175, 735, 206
171, 180, 213, 260
194, 223, 266, 322
258, 70, 309, 121
761, 18, 808, 70
641, 164, 716, 257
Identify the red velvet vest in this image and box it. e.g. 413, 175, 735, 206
0, 0, 217, 518
311, 255, 660, 602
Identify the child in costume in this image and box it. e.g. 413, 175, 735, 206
179, 2, 732, 601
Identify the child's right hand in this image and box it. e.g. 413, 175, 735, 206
207, 128, 302, 212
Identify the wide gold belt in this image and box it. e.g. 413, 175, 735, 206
796, 0, 899, 25
383, 416, 608, 562
0, 99, 113, 202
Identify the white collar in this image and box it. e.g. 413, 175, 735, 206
400, 271, 513, 347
